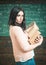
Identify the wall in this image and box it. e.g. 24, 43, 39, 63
0, 4, 46, 36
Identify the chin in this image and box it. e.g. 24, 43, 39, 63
19, 21, 23, 24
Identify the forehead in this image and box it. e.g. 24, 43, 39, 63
18, 11, 24, 15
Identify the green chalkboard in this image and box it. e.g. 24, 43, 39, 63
0, 4, 46, 37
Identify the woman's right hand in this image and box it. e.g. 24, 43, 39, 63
34, 35, 43, 45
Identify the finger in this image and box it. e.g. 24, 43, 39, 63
36, 35, 41, 40
34, 39, 40, 43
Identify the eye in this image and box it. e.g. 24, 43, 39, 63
17, 14, 24, 17
17, 14, 20, 16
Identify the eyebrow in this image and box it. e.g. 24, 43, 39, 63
17, 14, 24, 16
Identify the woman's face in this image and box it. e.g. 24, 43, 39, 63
16, 11, 24, 24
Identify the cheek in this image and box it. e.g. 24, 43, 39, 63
16, 17, 20, 21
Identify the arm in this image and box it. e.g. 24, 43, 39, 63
13, 26, 43, 52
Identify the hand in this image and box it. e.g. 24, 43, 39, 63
34, 35, 43, 45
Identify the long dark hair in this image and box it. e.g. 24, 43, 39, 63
8, 6, 26, 30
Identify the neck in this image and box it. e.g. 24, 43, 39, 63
15, 22, 22, 27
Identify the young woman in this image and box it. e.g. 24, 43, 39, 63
8, 6, 43, 65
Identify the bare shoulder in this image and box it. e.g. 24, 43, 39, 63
12, 26, 23, 35
13, 26, 23, 31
